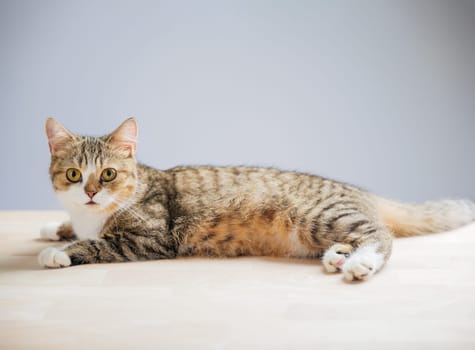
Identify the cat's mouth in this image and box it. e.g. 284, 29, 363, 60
85, 200, 98, 206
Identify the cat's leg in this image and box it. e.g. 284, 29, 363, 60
40, 221, 77, 241
340, 227, 392, 281
38, 230, 177, 268
309, 202, 392, 280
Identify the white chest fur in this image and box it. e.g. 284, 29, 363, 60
70, 211, 110, 240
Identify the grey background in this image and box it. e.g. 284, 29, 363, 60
1, 0, 474, 210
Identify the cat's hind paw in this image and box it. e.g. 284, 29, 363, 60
38, 247, 71, 268
322, 243, 353, 273
342, 244, 384, 281
40, 222, 62, 241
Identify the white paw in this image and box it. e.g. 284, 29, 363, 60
323, 251, 348, 273
40, 222, 62, 241
322, 244, 352, 273
38, 247, 71, 268
342, 244, 384, 281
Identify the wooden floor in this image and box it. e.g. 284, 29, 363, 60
1, 211, 474, 349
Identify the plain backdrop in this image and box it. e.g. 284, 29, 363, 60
1, 0, 474, 210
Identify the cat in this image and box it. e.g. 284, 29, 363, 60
39, 118, 475, 281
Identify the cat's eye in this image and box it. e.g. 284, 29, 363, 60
101, 168, 117, 182
66, 168, 82, 183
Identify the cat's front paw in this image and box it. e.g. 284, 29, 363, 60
322, 243, 353, 273
40, 222, 62, 241
38, 247, 71, 268
342, 244, 384, 281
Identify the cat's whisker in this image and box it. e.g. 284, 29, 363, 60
112, 198, 152, 227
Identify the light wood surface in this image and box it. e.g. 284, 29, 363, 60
1, 211, 474, 350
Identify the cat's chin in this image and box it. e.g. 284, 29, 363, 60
68, 201, 105, 213
82, 203, 103, 211
84, 201, 122, 215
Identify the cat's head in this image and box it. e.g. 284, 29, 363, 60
45, 118, 139, 215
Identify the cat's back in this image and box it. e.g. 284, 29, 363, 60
138, 164, 365, 214
162, 165, 366, 207
165, 165, 323, 200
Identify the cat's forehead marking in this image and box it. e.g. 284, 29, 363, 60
75, 136, 109, 167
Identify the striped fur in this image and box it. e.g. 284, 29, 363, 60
39, 118, 475, 281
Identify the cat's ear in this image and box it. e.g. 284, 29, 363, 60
45, 118, 76, 155
108, 118, 137, 157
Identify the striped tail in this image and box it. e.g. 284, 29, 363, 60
373, 196, 475, 237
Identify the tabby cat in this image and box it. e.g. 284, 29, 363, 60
39, 118, 475, 281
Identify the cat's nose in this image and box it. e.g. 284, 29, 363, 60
86, 191, 97, 199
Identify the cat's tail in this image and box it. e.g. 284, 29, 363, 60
373, 196, 475, 237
